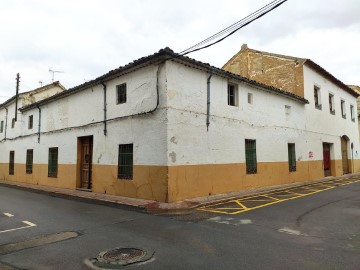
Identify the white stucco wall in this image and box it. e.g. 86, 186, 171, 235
165, 61, 308, 166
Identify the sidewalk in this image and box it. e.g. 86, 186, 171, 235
1, 173, 359, 214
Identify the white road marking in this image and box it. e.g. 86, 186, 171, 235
208, 216, 253, 226
3, 213, 14, 217
278, 227, 307, 236
0, 220, 37, 234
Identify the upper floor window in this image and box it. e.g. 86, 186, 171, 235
11, 118, 15, 128
116, 83, 127, 104
341, 99, 346, 119
350, 104, 355, 122
314, 86, 322, 110
228, 84, 238, 106
28, 115, 33, 129
0, 120, 3, 133
247, 93, 253, 104
329, 93, 335, 115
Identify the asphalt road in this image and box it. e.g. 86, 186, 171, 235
0, 180, 359, 270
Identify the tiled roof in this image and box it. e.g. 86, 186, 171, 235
20, 48, 309, 112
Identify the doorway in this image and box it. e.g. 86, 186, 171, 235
78, 136, 93, 190
341, 136, 349, 174
322, 143, 331, 177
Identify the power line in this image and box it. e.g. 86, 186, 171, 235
180, 0, 288, 56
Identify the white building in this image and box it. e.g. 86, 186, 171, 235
0, 48, 358, 202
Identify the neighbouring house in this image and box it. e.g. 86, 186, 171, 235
223, 44, 360, 179
0, 48, 359, 203
348, 85, 360, 139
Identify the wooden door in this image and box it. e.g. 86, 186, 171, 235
341, 137, 349, 174
323, 143, 331, 177
80, 137, 93, 189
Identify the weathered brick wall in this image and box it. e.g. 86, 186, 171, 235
223, 46, 305, 97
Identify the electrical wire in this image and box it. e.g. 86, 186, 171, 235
180, 0, 288, 56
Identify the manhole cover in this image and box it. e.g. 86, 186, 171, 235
85, 247, 154, 269
102, 248, 145, 262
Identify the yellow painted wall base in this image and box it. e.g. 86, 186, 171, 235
0, 159, 358, 203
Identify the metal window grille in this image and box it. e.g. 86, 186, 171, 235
26, 149, 33, 174
48, 147, 58, 177
28, 115, 33, 129
0, 121, 3, 133
116, 84, 127, 104
288, 143, 296, 172
245, 139, 257, 174
228, 84, 236, 106
9, 151, 14, 175
118, 144, 133, 180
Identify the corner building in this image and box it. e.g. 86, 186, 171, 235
0, 48, 359, 202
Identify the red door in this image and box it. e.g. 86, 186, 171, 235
323, 143, 331, 176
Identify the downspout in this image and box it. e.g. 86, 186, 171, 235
101, 82, 107, 136
4, 107, 8, 140
36, 104, 41, 143
206, 70, 214, 131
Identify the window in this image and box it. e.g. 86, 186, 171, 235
288, 143, 296, 172
245, 139, 257, 174
11, 118, 15, 128
118, 144, 133, 179
285, 105, 291, 120
351, 105, 355, 122
28, 115, 33, 129
329, 94, 335, 115
227, 84, 238, 106
0, 120, 3, 133
116, 83, 127, 104
48, 147, 58, 177
341, 99, 346, 119
26, 149, 33, 174
9, 151, 14, 175
247, 93, 253, 104
314, 86, 322, 110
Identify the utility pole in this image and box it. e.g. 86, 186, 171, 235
15, 73, 20, 122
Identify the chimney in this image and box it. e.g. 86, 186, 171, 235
241, 44, 248, 51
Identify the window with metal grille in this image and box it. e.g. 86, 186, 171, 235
350, 105, 355, 122
341, 99, 346, 119
28, 115, 33, 129
118, 144, 133, 180
48, 147, 58, 177
0, 120, 3, 133
116, 83, 127, 104
329, 94, 335, 115
9, 151, 14, 175
288, 143, 296, 172
11, 118, 15, 128
314, 86, 322, 110
245, 139, 257, 174
26, 149, 33, 174
228, 84, 238, 106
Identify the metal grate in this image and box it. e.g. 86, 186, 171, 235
48, 147, 58, 177
228, 84, 237, 106
245, 139, 257, 174
288, 143, 296, 172
9, 151, 14, 175
28, 115, 33, 129
116, 84, 127, 104
118, 144, 133, 180
26, 149, 33, 174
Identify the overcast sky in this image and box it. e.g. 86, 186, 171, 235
0, 0, 359, 103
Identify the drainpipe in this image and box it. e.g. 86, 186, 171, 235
206, 70, 214, 131
101, 82, 107, 136
36, 104, 41, 143
4, 107, 8, 140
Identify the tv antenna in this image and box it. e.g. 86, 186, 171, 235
49, 68, 64, 82
38, 80, 43, 87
